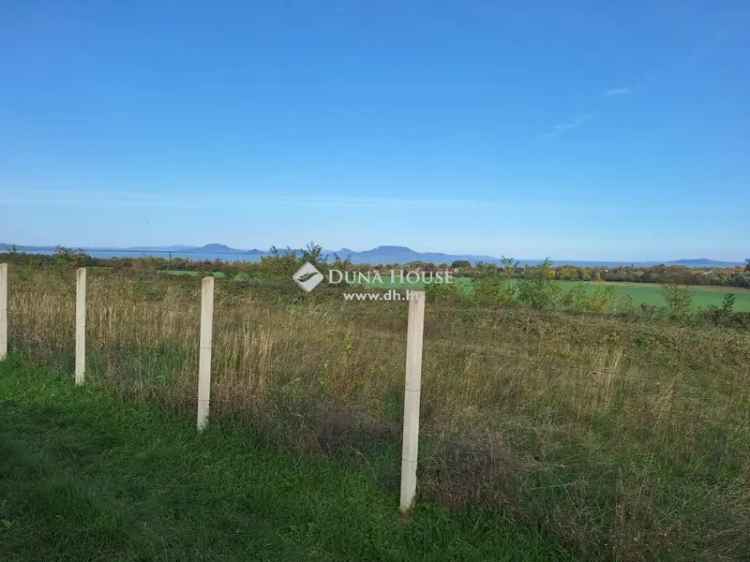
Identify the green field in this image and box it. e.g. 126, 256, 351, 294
0, 358, 571, 562
365, 277, 750, 311
556, 280, 750, 312
161, 268, 750, 312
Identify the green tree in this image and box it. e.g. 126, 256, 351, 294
301, 242, 323, 266
500, 256, 518, 281
53, 247, 92, 268
721, 293, 736, 315
517, 259, 561, 310
260, 246, 299, 276
662, 284, 692, 318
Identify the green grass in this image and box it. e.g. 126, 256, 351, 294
365, 277, 750, 311
163, 268, 750, 312
0, 357, 572, 562
8, 265, 750, 559
556, 280, 750, 311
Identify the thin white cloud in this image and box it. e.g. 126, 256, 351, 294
541, 114, 592, 139
605, 87, 631, 96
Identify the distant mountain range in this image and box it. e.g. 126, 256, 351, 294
1, 242, 745, 268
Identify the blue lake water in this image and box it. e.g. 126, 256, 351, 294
17, 248, 264, 263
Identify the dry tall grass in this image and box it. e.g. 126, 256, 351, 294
7, 266, 750, 561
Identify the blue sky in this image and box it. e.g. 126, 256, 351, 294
1, 1, 748, 261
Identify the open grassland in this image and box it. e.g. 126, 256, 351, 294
0, 358, 568, 562
556, 280, 750, 312
4, 265, 750, 561
365, 276, 750, 311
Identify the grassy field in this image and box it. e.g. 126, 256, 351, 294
162, 267, 750, 312
556, 280, 750, 312
0, 357, 570, 562
365, 276, 750, 311
4, 265, 750, 560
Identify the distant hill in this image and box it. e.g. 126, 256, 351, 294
127, 245, 196, 252
127, 243, 246, 254
192, 243, 244, 254
0, 242, 744, 268
323, 245, 500, 265
0, 243, 57, 253
664, 258, 741, 268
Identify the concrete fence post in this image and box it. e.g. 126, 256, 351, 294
196, 276, 215, 431
400, 289, 426, 513
75, 268, 87, 385
0, 264, 7, 361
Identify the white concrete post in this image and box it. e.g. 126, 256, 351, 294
75, 267, 87, 385
0, 264, 7, 361
196, 276, 215, 431
400, 289, 426, 513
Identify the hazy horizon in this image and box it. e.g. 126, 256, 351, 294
2, 239, 745, 265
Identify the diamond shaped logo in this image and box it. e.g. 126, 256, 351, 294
292, 262, 324, 293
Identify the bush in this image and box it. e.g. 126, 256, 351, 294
53, 247, 95, 268
473, 277, 515, 306
425, 280, 465, 304
517, 260, 562, 310
662, 283, 692, 318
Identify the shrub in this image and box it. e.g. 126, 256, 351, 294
53, 246, 94, 268
662, 283, 692, 318
517, 259, 562, 310
473, 277, 515, 306
425, 280, 465, 304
